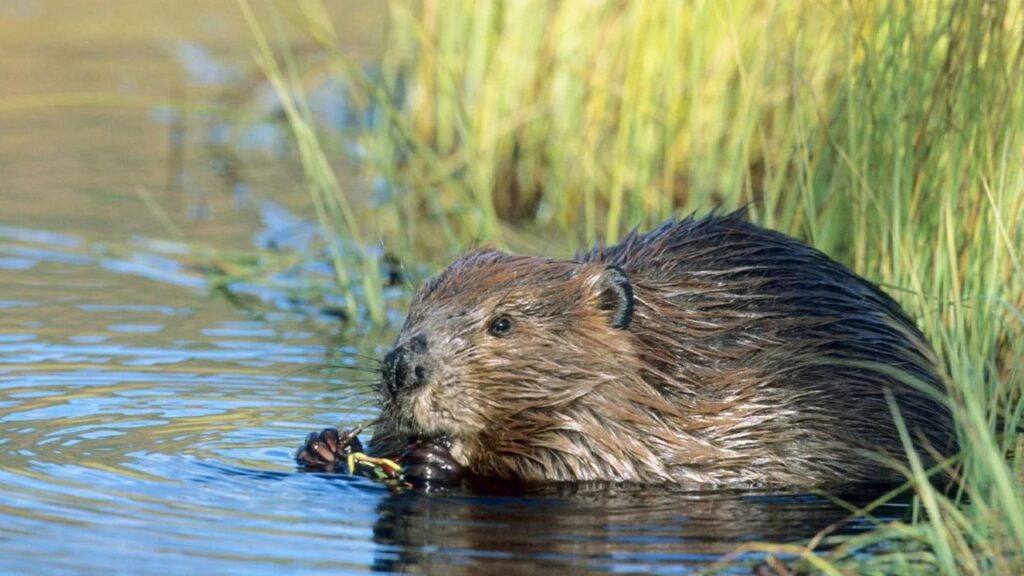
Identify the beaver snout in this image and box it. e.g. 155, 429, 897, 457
382, 334, 430, 396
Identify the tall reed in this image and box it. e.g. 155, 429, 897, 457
262, 0, 1024, 570
238, 0, 386, 324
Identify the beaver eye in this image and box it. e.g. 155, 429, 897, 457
488, 316, 514, 337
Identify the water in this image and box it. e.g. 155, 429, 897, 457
0, 3, 904, 574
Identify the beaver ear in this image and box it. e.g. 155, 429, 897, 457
591, 266, 633, 330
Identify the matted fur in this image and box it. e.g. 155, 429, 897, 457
369, 210, 957, 487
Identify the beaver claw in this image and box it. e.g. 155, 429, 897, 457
297, 428, 461, 488
295, 427, 363, 472
401, 442, 464, 488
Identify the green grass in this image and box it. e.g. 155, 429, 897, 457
238, 0, 386, 324
247, 0, 1023, 572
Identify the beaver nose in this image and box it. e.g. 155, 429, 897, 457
383, 335, 430, 396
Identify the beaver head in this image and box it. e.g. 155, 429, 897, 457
372, 248, 663, 481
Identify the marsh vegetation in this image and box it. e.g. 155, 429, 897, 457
247, 0, 1024, 572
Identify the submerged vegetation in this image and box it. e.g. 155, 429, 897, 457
242, 0, 1023, 572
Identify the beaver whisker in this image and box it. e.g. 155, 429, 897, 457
285, 364, 382, 379
339, 381, 385, 390
329, 366, 384, 375
343, 351, 384, 364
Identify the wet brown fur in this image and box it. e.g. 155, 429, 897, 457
370, 210, 958, 487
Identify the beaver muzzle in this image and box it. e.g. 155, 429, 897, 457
382, 333, 431, 397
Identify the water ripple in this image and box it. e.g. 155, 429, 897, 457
0, 174, 902, 575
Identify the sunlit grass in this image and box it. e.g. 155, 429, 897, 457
250, 0, 1023, 571
238, 0, 386, 324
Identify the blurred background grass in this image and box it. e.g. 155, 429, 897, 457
241, 0, 1024, 572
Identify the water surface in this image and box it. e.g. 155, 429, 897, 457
0, 3, 902, 574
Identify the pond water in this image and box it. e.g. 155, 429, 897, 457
0, 3, 905, 574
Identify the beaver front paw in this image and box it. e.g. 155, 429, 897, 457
401, 441, 464, 488
295, 427, 363, 472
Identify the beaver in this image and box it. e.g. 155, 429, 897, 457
298, 210, 957, 487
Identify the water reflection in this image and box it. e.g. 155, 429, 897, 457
0, 2, 906, 573
2, 457, 887, 575
0, 217, 904, 574
368, 484, 898, 575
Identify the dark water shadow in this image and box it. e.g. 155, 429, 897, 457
343, 479, 904, 575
